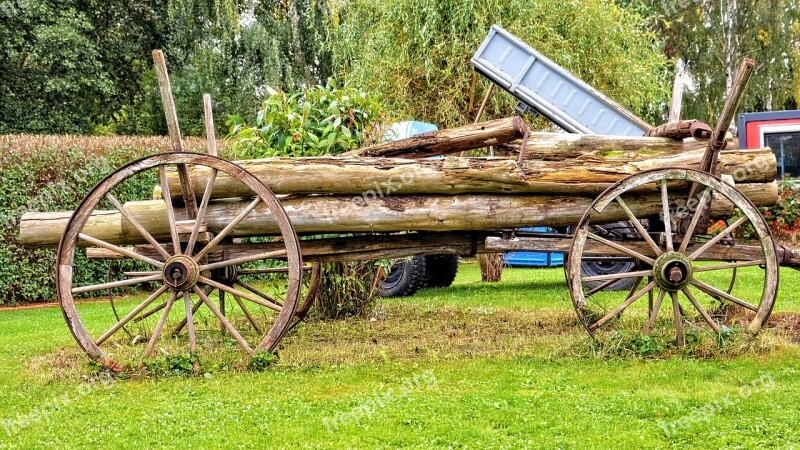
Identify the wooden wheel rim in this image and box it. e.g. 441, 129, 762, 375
567, 167, 778, 342
56, 153, 302, 370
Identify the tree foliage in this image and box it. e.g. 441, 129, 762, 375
328, 0, 672, 128
0, 0, 332, 135
623, 0, 800, 122
124, 0, 333, 136
0, 0, 168, 133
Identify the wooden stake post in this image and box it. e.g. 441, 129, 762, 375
152, 49, 198, 219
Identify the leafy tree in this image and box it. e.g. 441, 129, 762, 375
622, 0, 800, 122
0, 0, 168, 134
328, 0, 672, 128
117, 0, 333, 136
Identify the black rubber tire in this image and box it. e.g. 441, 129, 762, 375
580, 259, 637, 291
379, 256, 427, 297
567, 221, 638, 292
423, 255, 459, 288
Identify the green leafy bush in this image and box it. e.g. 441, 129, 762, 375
227, 83, 388, 319
762, 179, 800, 243
227, 81, 389, 158
314, 261, 383, 319
0, 144, 155, 305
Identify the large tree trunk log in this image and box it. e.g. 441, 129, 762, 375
341, 116, 530, 158
20, 182, 777, 247
498, 134, 738, 161
167, 148, 775, 199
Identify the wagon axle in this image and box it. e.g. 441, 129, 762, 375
163, 255, 200, 291
653, 252, 693, 291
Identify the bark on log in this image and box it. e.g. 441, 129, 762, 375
498, 134, 739, 161
166, 148, 775, 199
341, 116, 530, 158
20, 182, 777, 247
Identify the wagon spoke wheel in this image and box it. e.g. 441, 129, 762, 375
567, 168, 778, 348
173, 261, 322, 337
56, 153, 302, 372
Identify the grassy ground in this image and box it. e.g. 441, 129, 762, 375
1, 263, 800, 448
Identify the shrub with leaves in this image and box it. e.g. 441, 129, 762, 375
227, 84, 389, 319
762, 179, 800, 243
0, 141, 156, 304
314, 261, 382, 320
227, 81, 389, 158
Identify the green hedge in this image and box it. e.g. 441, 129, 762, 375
0, 146, 156, 305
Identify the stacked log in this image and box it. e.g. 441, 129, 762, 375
164, 147, 774, 198
18, 119, 779, 248
20, 185, 775, 248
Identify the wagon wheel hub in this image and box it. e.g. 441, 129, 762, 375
162, 255, 200, 291
653, 252, 693, 292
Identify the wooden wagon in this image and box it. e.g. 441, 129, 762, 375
18, 54, 800, 372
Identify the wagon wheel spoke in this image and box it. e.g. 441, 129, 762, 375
585, 231, 656, 266
172, 297, 203, 337
232, 294, 262, 335
661, 180, 674, 252
106, 193, 171, 261
690, 279, 758, 311
96, 285, 170, 346
693, 260, 765, 272
200, 249, 288, 272
144, 291, 178, 358
581, 269, 652, 284
78, 233, 163, 268
193, 286, 253, 354
670, 291, 684, 346
135, 300, 168, 323
678, 187, 712, 253
194, 197, 262, 260
585, 278, 620, 297
198, 276, 282, 312
588, 280, 656, 332
185, 168, 218, 257
643, 288, 666, 336
158, 165, 182, 255
72, 273, 163, 295
170, 286, 214, 337
682, 288, 720, 334
237, 266, 309, 275
123, 271, 162, 277
182, 291, 198, 353
235, 280, 283, 308
688, 216, 748, 261
615, 197, 662, 257
626, 277, 644, 305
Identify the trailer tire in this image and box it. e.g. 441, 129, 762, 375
379, 256, 427, 297
423, 255, 459, 288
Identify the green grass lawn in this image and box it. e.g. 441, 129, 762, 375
1, 263, 800, 448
